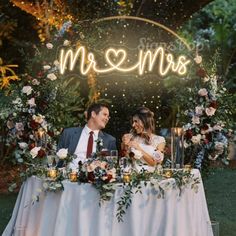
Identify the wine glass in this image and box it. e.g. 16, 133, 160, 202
110, 150, 118, 159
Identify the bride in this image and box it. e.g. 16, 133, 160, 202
121, 107, 165, 172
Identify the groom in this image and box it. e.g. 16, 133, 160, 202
57, 103, 117, 169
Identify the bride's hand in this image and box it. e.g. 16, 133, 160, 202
122, 133, 133, 145
128, 140, 141, 151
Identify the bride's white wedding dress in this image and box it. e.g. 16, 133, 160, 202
131, 134, 165, 173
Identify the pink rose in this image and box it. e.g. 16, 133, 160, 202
198, 88, 208, 96
205, 107, 216, 116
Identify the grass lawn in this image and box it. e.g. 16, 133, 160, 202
0, 168, 235, 235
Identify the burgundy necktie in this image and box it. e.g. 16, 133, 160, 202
86, 131, 94, 158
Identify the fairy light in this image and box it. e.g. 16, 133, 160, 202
59, 45, 190, 76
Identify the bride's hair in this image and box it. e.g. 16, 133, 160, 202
131, 107, 155, 144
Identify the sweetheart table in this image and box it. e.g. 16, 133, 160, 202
3, 169, 213, 236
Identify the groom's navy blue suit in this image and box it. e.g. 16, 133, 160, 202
57, 127, 117, 154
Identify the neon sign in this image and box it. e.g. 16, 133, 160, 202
59, 46, 190, 76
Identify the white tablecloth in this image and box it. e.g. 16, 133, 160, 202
3, 169, 213, 236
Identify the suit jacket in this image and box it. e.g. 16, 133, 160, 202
57, 126, 117, 155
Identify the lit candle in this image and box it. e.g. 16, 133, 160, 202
69, 172, 78, 182
123, 173, 131, 183
48, 169, 57, 179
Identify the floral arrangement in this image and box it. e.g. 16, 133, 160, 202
183, 55, 230, 170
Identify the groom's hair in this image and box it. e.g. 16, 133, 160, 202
87, 103, 109, 121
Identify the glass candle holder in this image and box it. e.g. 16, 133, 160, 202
184, 164, 192, 173
163, 169, 173, 178
123, 173, 131, 183
69, 172, 78, 182
48, 169, 57, 179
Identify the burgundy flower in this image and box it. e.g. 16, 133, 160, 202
196, 68, 207, 78
209, 101, 217, 109
205, 133, 212, 142
204, 139, 209, 144
201, 124, 209, 131
104, 174, 113, 183
29, 143, 36, 150
37, 148, 46, 158
47, 130, 54, 137
29, 120, 40, 130
185, 129, 193, 139
87, 172, 95, 182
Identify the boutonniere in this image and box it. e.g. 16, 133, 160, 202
95, 137, 104, 152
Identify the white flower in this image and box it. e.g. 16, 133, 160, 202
195, 106, 204, 115
12, 97, 22, 105
194, 55, 202, 64
43, 65, 51, 70
205, 107, 216, 116
46, 43, 53, 49
15, 122, 24, 131
27, 98, 36, 107
63, 40, 70, 46
47, 73, 57, 81
213, 124, 223, 131
32, 79, 40, 85
18, 142, 28, 149
214, 142, 225, 154
56, 148, 68, 159
54, 60, 60, 67
198, 88, 208, 96
22, 86, 33, 95
203, 76, 210, 83
30, 147, 41, 158
32, 114, 45, 124
191, 115, 200, 124
191, 134, 201, 144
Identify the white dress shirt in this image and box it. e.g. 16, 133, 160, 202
69, 125, 99, 170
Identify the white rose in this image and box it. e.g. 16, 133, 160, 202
18, 142, 28, 149
195, 106, 204, 115
54, 60, 60, 66
194, 55, 202, 64
27, 98, 36, 107
30, 147, 41, 158
56, 148, 68, 159
32, 114, 44, 124
203, 76, 210, 83
46, 43, 53, 49
47, 73, 57, 81
43, 65, 51, 70
15, 122, 24, 131
191, 115, 200, 124
198, 88, 208, 96
213, 124, 223, 131
205, 107, 216, 116
191, 134, 202, 144
22, 86, 33, 95
63, 40, 70, 46
214, 142, 225, 154
12, 97, 22, 105
32, 79, 40, 85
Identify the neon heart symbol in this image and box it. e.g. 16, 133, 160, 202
105, 49, 127, 69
